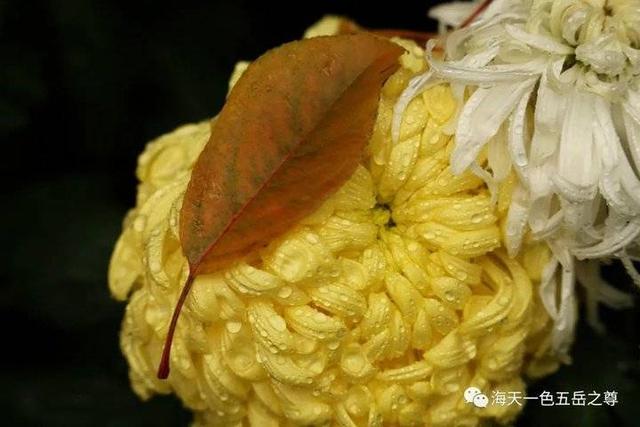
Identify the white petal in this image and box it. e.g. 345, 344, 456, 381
443, 8, 524, 59
620, 252, 640, 287
593, 96, 640, 215
575, 33, 626, 76
547, 241, 577, 360
469, 161, 498, 204
575, 261, 604, 332
619, 165, 640, 211
561, 199, 596, 233
623, 89, 640, 122
487, 124, 512, 181
451, 79, 536, 173
527, 161, 555, 199
508, 83, 533, 168
622, 101, 640, 173
428, 57, 545, 86
504, 184, 529, 256
539, 243, 577, 360
545, 60, 578, 90
504, 23, 574, 54
559, 5, 586, 45
592, 97, 620, 172
597, 279, 635, 308
528, 192, 552, 232
573, 215, 640, 259
428, 1, 479, 28
553, 89, 599, 202
539, 256, 560, 319
599, 170, 640, 217
553, 263, 576, 359
392, 70, 438, 143
623, 45, 640, 74
458, 43, 501, 68
482, 0, 523, 20
576, 260, 634, 332
531, 208, 563, 240
529, 62, 567, 164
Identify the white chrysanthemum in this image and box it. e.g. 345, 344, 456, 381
394, 0, 639, 355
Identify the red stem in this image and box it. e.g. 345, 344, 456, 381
157, 272, 195, 379
459, 0, 494, 28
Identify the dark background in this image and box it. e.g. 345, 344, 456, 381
1, 0, 639, 425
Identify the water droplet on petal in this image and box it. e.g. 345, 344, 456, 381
278, 286, 292, 298
226, 321, 242, 334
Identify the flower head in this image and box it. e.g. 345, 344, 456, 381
109, 29, 560, 426
394, 0, 639, 354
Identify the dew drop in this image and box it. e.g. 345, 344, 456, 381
309, 359, 324, 373
471, 213, 483, 224
226, 321, 242, 334
343, 352, 366, 373
305, 234, 320, 244
133, 215, 146, 232
278, 286, 293, 298
269, 315, 287, 332
444, 290, 455, 302
327, 341, 340, 350
149, 260, 162, 273
234, 354, 250, 368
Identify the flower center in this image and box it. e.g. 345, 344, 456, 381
372, 203, 396, 229
524, 0, 640, 81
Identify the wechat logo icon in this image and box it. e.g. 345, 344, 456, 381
464, 386, 489, 408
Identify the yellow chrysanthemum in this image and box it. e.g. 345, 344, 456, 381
109, 27, 560, 427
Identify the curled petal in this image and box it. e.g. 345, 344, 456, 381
553, 89, 599, 202
451, 80, 535, 173
505, 23, 574, 54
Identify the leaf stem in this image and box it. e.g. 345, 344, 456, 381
157, 272, 195, 379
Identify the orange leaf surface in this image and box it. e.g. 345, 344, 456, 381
182, 34, 403, 272
157, 33, 403, 379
